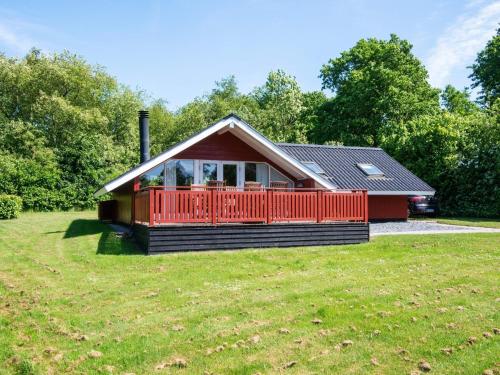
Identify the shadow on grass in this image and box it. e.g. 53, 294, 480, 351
63, 219, 143, 255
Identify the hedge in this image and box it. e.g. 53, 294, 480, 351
0, 195, 23, 219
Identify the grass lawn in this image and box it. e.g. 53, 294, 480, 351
0, 212, 499, 374
414, 217, 500, 229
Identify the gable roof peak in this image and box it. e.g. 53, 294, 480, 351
221, 113, 244, 122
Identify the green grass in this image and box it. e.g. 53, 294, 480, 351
0, 211, 499, 374
414, 217, 500, 229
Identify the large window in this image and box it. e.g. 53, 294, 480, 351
140, 164, 165, 188
245, 163, 269, 186
166, 160, 194, 187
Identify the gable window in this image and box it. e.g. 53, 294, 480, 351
302, 161, 326, 175
357, 163, 384, 176
140, 164, 165, 188
270, 167, 293, 188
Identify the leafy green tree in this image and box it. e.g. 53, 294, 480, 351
441, 85, 478, 114
0, 49, 143, 209
387, 111, 499, 217
207, 76, 261, 124
469, 28, 500, 107
300, 91, 328, 142
452, 112, 499, 216
168, 76, 261, 147
0, 121, 64, 210
318, 34, 440, 146
148, 99, 176, 156
253, 70, 306, 142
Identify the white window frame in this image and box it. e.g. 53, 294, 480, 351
161, 159, 296, 189
197, 160, 243, 187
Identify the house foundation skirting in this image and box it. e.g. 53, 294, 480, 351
132, 222, 369, 254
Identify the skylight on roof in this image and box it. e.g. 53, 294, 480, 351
303, 161, 326, 175
357, 163, 384, 176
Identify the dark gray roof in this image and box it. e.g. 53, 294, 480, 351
277, 143, 434, 193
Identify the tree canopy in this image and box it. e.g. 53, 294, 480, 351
316, 34, 440, 146
469, 28, 500, 107
0, 32, 498, 217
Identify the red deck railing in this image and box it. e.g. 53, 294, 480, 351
134, 186, 368, 226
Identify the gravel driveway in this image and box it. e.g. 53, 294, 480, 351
370, 220, 500, 236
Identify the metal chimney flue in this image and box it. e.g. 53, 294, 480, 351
138, 110, 150, 163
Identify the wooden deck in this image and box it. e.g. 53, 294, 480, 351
131, 186, 369, 253
133, 221, 369, 254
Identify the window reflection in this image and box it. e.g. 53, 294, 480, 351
202, 163, 218, 183
140, 164, 164, 188
176, 160, 194, 186
165, 160, 195, 187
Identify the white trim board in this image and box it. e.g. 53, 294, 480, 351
94, 115, 335, 197
368, 191, 435, 196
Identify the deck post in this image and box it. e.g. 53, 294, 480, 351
131, 177, 140, 225
149, 188, 154, 227
363, 190, 368, 223
211, 189, 217, 225
317, 190, 322, 223
266, 189, 272, 224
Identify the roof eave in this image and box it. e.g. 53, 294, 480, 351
367, 190, 436, 196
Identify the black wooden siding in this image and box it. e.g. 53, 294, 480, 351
133, 222, 369, 254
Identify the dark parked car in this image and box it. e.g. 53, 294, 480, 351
408, 195, 438, 217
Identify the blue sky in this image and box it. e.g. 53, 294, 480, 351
0, 0, 499, 109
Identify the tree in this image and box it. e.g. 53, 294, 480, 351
148, 99, 176, 156
318, 34, 440, 146
469, 28, 500, 107
0, 121, 64, 210
206, 76, 261, 126
253, 70, 306, 142
0, 49, 144, 209
300, 91, 328, 142
386, 111, 499, 217
441, 85, 478, 115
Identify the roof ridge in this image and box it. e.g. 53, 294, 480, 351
276, 142, 383, 151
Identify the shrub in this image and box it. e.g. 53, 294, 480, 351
0, 195, 23, 219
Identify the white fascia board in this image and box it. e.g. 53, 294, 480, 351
95, 115, 335, 197
94, 117, 234, 197
231, 119, 336, 189
368, 190, 435, 196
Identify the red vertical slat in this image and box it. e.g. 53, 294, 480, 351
156, 190, 161, 223
179, 192, 183, 221
211, 190, 216, 224
364, 190, 368, 223
148, 189, 154, 226
341, 194, 345, 220
230, 193, 234, 220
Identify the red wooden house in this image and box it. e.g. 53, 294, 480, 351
95, 113, 434, 253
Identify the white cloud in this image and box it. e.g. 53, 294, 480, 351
426, 0, 500, 88
0, 8, 52, 55
0, 22, 35, 52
